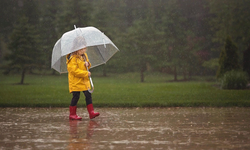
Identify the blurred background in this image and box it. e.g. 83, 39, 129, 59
0, 0, 249, 83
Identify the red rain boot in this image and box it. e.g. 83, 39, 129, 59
69, 106, 82, 120
87, 104, 100, 119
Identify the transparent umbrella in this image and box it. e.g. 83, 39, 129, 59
51, 26, 119, 92
51, 26, 119, 73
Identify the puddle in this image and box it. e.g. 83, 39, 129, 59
0, 107, 250, 149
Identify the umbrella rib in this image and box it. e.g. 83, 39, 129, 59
96, 46, 106, 64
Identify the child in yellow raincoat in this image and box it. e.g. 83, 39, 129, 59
66, 47, 99, 120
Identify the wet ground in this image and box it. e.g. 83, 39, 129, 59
0, 107, 250, 150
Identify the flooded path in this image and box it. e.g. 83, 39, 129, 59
0, 107, 250, 150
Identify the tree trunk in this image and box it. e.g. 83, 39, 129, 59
52, 70, 56, 75
183, 68, 187, 80
103, 66, 107, 77
20, 68, 26, 84
140, 69, 144, 82
174, 66, 177, 81
188, 71, 192, 80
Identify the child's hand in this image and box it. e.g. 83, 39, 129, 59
85, 62, 89, 67
88, 72, 91, 77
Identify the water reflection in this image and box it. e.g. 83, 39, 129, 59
68, 120, 99, 150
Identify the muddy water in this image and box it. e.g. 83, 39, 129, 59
0, 108, 250, 150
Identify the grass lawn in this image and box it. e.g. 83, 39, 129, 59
0, 72, 249, 107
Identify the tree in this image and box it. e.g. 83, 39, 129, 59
217, 36, 240, 78
160, 0, 188, 81
208, 0, 250, 62
0, 0, 19, 37
4, 16, 42, 84
0, 0, 20, 65
56, 0, 92, 35
39, 0, 60, 72
20, 0, 40, 25
126, 17, 162, 82
243, 45, 250, 79
89, 0, 118, 76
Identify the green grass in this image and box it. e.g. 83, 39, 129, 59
0, 72, 250, 107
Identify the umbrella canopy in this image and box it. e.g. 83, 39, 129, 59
51, 26, 119, 73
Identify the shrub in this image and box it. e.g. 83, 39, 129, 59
221, 70, 248, 89
217, 36, 240, 78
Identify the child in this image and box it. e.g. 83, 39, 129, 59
66, 47, 100, 120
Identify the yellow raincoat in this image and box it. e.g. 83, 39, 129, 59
66, 53, 91, 93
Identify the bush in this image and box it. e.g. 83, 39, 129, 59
221, 70, 248, 89
217, 36, 240, 78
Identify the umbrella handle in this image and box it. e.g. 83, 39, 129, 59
85, 60, 94, 93
88, 76, 94, 93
